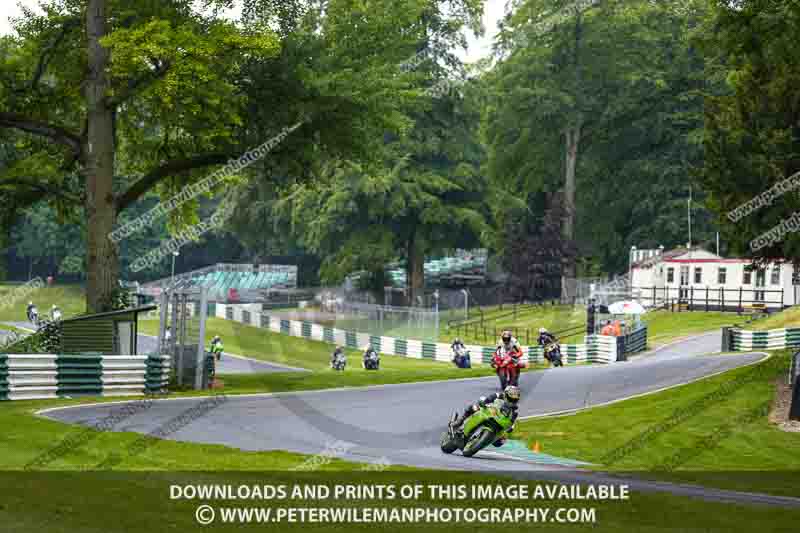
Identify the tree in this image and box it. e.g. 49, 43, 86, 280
0, 0, 443, 311
484, 0, 708, 277
503, 191, 577, 302
274, 82, 490, 305
696, 0, 800, 265
0, 0, 281, 310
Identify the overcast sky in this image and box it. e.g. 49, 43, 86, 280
0, 0, 506, 63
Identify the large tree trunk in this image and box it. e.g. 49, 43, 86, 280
562, 123, 581, 257
560, 10, 584, 291
85, 0, 119, 313
406, 229, 425, 307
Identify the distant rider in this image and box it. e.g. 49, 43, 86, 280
210, 335, 224, 361
449, 386, 521, 447
26, 301, 36, 322
331, 345, 346, 369
537, 327, 557, 347
363, 344, 379, 369
451, 337, 470, 368
50, 305, 62, 322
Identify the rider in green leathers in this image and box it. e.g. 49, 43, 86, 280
449, 385, 520, 447
210, 335, 224, 361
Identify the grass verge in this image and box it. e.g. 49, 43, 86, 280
514, 351, 800, 497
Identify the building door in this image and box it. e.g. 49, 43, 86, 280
755, 269, 766, 302
679, 265, 690, 300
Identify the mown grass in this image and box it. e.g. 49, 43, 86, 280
745, 305, 800, 330
442, 303, 586, 345
514, 351, 800, 497
0, 283, 85, 323
640, 310, 739, 347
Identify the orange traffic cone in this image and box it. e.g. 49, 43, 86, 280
531, 441, 541, 453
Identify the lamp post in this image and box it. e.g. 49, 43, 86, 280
171, 251, 179, 286
433, 289, 440, 340
461, 288, 468, 320
629, 245, 637, 290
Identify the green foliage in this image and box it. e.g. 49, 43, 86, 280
484, 0, 717, 273
696, 0, 800, 265
2, 319, 62, 353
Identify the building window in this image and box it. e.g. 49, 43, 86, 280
694, 267, 702, 284
771, 267, 781, 285
667, 267, 675, 283
743, 270, 752, 285
718, 267, 727, 285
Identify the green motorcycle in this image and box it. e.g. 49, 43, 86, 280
440, 399, 515, 457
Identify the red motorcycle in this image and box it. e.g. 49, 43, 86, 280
491, 347, 526, 389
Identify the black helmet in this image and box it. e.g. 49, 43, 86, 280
503, 385, 521, 404
501, 330, 512, 343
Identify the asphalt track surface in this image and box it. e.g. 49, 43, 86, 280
37, 329, 800, 507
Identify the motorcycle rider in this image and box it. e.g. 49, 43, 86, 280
210, 335, 224, 361
449, 385, 521, 447
538, 327, 562, 366
362, 344, 379, 369
494, 330, 524, 386
331, 345, 346, 370
499, 330, 522, 358
50, 305, 62, 322
537, 327, 557, 347
26, 301, 37, 323
451, 337, 470, 368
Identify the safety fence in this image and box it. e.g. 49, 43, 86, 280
725, 327, 800, 352
0, 353, 171, 401
216, 304, 632, 366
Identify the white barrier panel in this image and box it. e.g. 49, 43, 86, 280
406, 340, 423, 359
380, 336, 395, 355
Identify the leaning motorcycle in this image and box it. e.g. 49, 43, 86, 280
331, 354, 347, 371
452, 346, 471, 368
491, 348, 524, 389
363, 351, 380, 370
543, 342, 563, 367
440, 400, 515, 457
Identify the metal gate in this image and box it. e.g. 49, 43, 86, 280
157, 286, 209, 389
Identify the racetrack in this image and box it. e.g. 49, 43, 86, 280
39, 328, 800, 508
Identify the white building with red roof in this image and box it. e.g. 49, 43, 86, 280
629, 246, 796, 310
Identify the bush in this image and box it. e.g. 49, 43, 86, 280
0, 320, 61, 353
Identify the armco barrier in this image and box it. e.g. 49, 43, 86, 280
0, 353, 171, 401
215, 304, 625, 366
729, 327, 800, 351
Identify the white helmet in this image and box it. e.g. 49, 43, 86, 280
539, 327, 547, 334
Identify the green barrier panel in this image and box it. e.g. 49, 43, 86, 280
345, 331, 358, 349
301, 322, 312, 338
280, 320, 290, 334
369, 336, 382, 353
481, 347, 495, 365
395, 339, 408, 356
323, 327, 335, 343
421, 342, 436, 360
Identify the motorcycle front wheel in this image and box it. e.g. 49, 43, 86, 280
440, 431, 459, 454
462, 427, 496, 458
